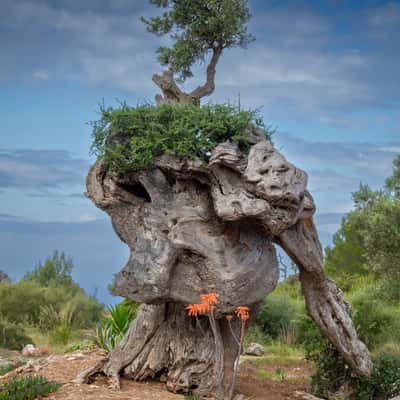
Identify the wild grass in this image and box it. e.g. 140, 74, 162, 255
264, 341, 304, 358
23, 326, 89, 354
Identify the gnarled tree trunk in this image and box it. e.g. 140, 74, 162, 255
78, 137, 372, 399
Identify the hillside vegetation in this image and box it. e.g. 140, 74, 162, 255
0, 252, 102, 351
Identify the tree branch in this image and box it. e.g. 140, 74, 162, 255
190, 46, 223, 100
152, 69, 199, 105
152, 47, 223, 105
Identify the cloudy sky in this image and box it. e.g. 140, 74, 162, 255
0, 0, 399, 303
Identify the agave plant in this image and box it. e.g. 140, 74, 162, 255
94, 301, 137, 352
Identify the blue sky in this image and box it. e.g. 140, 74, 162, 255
0, 0, 399, 303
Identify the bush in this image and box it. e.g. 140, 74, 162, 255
347, 282, 400, 349
0, 361, 25, 377
0, 280, 102, 333
355, 353, 400, 400
0, 375, 60, 400
256, 291, 303, 341
0, 319, 33, 350
305, 323, 400, 400
91, 103, 271, 173
0, 282, 47, 325
309, 343, 350, 398
244, 325, 271, 347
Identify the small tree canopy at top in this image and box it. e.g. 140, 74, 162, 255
142, 0, 254, 104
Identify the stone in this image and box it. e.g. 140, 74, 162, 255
22, 344, 35, 356
245, 343, 265, 356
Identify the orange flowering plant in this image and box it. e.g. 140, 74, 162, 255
235, 306, 250, 321
186, 293, 250, 399
185, 293, 219, 317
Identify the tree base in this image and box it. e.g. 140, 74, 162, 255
76, 303, 240, 399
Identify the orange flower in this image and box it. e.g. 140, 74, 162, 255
187, 293, 220, 318
200, 293, 219, 306
186, 303, 209, 317
235, 306, 250, 321
226, 315, 233, 321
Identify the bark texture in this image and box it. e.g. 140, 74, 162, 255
81, 133, 372, 398
153, 47, 222, 104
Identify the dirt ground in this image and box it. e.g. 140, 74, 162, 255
0, 349, 313, 400
237, 356, 313, 400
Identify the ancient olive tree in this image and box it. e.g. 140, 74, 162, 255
77, 1, 372, 399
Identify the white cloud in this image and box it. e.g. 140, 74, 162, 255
32, 70, 49, 80
0, 149, 88, 189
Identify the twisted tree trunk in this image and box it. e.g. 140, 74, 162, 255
77, 139, 372, 399
77, 303, 242, 398
153, 47, 222, 105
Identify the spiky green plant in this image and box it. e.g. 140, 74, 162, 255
94, 302, 137, 352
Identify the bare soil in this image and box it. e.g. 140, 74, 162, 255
0, 349, 313, 400
237, 356, 313, 400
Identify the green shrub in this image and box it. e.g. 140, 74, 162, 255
244, 325, 271, 347
305, 324, 400, 400
91, 103, 271, 173
0, 279, 102, 333
0, 282, 47, 325
309, 342, 350, 398
0, 319, 33, 350
347, 282, 400, 349
355, 353, 400, 400
50, 323, 72, 346
299, 315, 350, 397
256, 291, 303, 340
0, 375, 60, 400
41, 287, 103, 331
0, 361, 25, 376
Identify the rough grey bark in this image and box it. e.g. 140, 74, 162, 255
275, 219, 372, 376
80, 133, 372, 398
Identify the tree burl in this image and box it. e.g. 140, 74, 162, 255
77, 134, 372, 399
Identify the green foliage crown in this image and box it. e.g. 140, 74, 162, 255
91, 103, 271, 173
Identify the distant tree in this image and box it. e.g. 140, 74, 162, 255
325, 157, 400, 295
352, 182, 381, 210
385, 155, 400, 199
0, 270, 10, 284
142, 0, 254, 104
24, 251, 74, 288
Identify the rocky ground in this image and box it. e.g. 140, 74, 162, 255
0, 349, 314, 400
